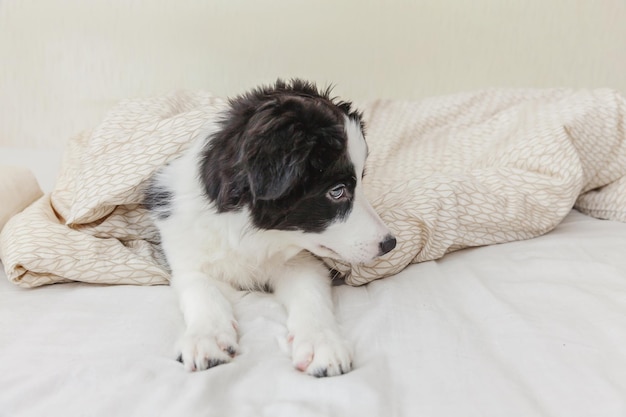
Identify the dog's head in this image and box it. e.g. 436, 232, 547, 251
200, 79, 395, 264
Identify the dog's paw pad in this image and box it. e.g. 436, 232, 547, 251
290, 331, 352, 377
295, 353, 313, 372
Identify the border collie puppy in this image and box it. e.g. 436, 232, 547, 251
146, 79, 396, 377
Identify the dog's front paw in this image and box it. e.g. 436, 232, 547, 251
176, 325, 238, 372
289, 329, 352, 377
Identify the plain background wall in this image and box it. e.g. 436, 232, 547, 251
1, 0, 625, 148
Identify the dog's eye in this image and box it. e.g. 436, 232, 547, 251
328, 184, 346, 200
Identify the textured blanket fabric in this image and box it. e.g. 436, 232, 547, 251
1, 89, 626, 287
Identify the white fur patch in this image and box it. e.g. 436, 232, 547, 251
345, 116, 368, 179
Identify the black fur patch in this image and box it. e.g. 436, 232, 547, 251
199, 79, 364, 233
206, 358, 228, 369
144, 177, 173, 220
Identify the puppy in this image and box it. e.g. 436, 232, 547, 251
146, 79, 396, 377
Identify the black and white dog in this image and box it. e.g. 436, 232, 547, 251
146, 79, 396, 377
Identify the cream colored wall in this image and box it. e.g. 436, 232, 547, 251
1, 0, 625, 148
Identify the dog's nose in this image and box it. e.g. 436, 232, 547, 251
378, 234, 397, 256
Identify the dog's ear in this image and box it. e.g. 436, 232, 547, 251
240, 99, 320, 202
243, 131, 312, 201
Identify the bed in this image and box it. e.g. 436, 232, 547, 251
2, 109, 626, 416
2, 2, 626, 417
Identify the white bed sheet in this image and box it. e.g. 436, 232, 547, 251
1, 150, 626, 417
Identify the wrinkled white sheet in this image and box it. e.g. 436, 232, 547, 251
1, 149, 626, 417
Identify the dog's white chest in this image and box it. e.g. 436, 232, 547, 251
191, 220, 295, 288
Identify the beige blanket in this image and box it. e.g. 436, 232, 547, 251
2, 89, 626, 287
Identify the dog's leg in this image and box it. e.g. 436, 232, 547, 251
172, 271, 239, 372
273, 255, 352, 377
